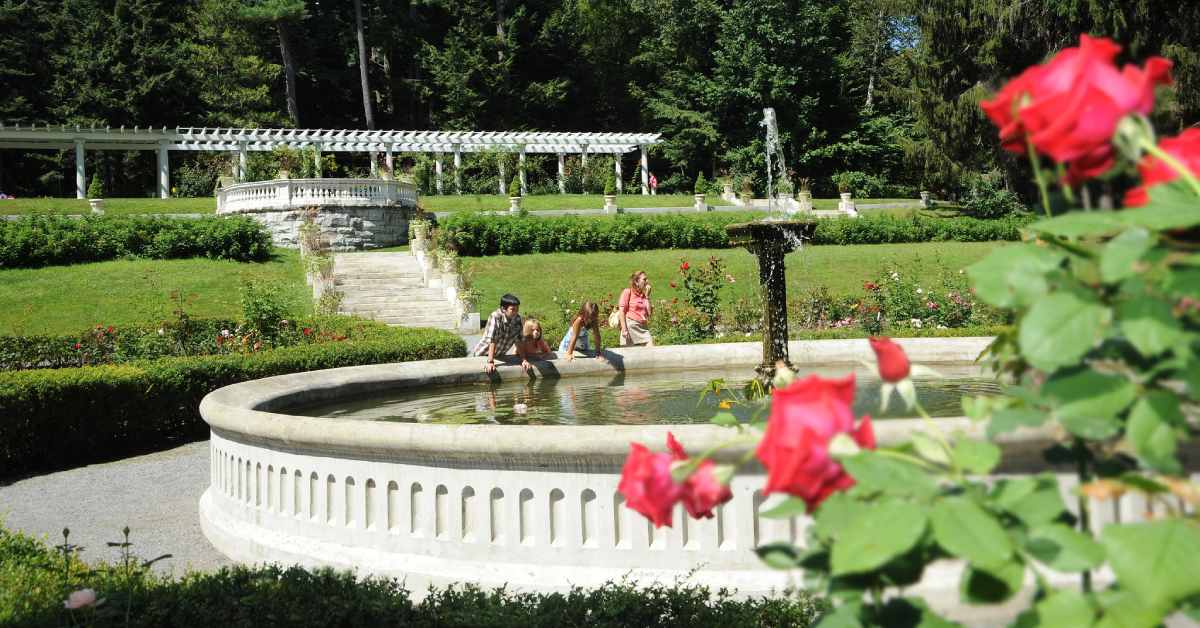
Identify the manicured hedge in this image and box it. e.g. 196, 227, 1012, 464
440, 211, 1030, 256
0, 214, 272, 268
1, 526, 823, 628
0, 327, 465, 476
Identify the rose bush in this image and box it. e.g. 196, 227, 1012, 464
617, 35, 1200, 627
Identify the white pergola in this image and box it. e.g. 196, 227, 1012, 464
0, 124, 662, 199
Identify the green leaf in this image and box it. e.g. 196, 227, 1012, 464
1025, 524, 1105, 572
841, 451, 938, 499
709, 411, 739, 427
1018, 291, 1111, 372
814, 492, 867, 541
1093, 590, 1167, 628
950, 437, 1000, 474
831, 500, 928, 576
754, 542, 803, 570
960, 559, 1024, 604
1099, 228, 1154, 282
1118, 299, 1185, 357
1029, 212, 1124, 237
1043, 369, 1136, 438
912, 432, 950, 465
1133, 179, 1200, 229
1001, 476, 1067, 527
930, 497, 1013, 568
1102, 519, 1200, 608
986, 407, 1047, 438
760, 496, 809, 519
1030, 590, 1097, 627
1165, 268, 1200, 298
967, 245, 1064, 308
1127, 392, 1184, 475
814, 602, 864, 628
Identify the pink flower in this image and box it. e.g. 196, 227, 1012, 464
756, 374, 876, 512
666, 433, 732, 519
618, 443, 684, 528
980, 34, 1172, 184
64, 589, 98, 610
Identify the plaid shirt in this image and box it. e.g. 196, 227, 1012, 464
472, 308, 524, 357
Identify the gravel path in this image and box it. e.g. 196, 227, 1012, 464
0, 441, 230, 576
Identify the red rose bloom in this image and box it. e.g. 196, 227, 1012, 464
618, 442, 684, 528
680, 261, 690, 271
1124, 129, 1200, 206
980, 34, 1172, 184
869, 336, 911, 382
756, 374, 875, 512
666, 433, 732, 519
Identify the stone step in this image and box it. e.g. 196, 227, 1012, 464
339, 291, 445, 301
372, 318, 462, 328
340, 307, 459, 318
334, 277, 426, 287
338, 298, 449, 308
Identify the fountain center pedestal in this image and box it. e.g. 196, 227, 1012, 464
726, 220, 817, 383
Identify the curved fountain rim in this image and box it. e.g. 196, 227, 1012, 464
199, 336, 1049, 462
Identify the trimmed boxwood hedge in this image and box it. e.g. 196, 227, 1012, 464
439, 211, 1030, 256
0, 327, 465, 477
0, 214, 272, 268
1, 525, 824, 628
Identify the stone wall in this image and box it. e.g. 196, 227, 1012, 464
246, 205, 414, 251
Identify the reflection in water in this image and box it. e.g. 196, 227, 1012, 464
293, 364, 1002, 426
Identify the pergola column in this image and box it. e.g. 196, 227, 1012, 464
453, 146, 462, 195
639, 145, 649, 195
614, 156, 623, 194
435, 153, 444, 195
556, 153, 566, 195
314, 143, 323, 178
386, 143, 394, 178
498, 158, 507, 195
369, 150, 379, 178
74, 140, 86, 199
518, 148, 527, 195
238, 142, 248, 182
157, 140, 170, 198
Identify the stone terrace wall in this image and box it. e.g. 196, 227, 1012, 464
252, 205, 414, 251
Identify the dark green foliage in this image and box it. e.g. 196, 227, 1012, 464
0, 215, 273, 268
0, 326, 465, 476
86, 174, 103, 199
0, 522, 824, 627
960, 173, 1028, 219
604, 173, 616, 196
439, 211, 1027, 256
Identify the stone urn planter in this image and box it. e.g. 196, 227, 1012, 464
721, 182, 735, 202
838, 191, 856, 215
509, 196, 522, 213
277, 169, 291, 180
798, 190, 813, 212
410, 221, 429, 251
693, 193, 708, 211
920, 190, 931, 208
439, 253, 458, 274
738, 192, 752, 207
88, 199, 105, 215
603, 194, 618, 213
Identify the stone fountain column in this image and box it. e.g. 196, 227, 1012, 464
726, 220, 817, 383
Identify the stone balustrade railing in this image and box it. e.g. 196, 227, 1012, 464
216, 178, 417, 214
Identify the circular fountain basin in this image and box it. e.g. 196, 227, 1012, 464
199, 337, 1059, 599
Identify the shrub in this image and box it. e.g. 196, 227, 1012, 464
0, 525, 824, 628
960, 171, 1027, 218
694, 172, 708, 195
0, 325, 465, 476
604, 173, 616, 195
0, 215, 273, 268
439, 211, 1029, 256
86, 174, 103, 199
508, 175, 521, 197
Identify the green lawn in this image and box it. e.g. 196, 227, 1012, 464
464, 241, 1001, 320
0, 197, 216, 215
0, 250, 310, 335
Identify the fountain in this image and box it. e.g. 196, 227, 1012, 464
726, 219, 817, 381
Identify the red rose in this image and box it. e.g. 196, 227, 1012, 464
106, 326, 114, 334
669, 281, 677, 289
303, 327, 313, 336
980, 34, 1172, 183
72, 342, 81, 350
666, 433, 732, 519
1124, 129, 1200, 206
868, 336, 911, 382
756, 374, 875, 511
618, 442, 683, 528
680, 261, 690, 271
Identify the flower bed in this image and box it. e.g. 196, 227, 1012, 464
0, 324, 465, 477
438, 211, 1028, 256
0, 214, 272, 268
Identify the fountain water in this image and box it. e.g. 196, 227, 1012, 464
725, 219, 817, 382
760, 107, 792, 216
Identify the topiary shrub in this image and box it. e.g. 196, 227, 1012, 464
508, 175, 521, 197
694, 172, 708, 195
86, 174, 103, 199
604, 173, 616, 195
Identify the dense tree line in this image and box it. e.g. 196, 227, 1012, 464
1, 0, 1198, 198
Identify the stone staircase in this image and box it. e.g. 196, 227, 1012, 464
333, 252, 463, 330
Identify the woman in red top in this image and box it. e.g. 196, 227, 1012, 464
619, 270, 654, 346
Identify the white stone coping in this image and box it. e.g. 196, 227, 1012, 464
200, 337, 1055, 467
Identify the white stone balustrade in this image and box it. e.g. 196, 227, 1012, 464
217, 178, 417, 214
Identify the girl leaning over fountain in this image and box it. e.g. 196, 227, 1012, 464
618, 270, 654, 347
558, 301, 607, 362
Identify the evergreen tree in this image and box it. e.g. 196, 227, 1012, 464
238, 0, 306, 125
